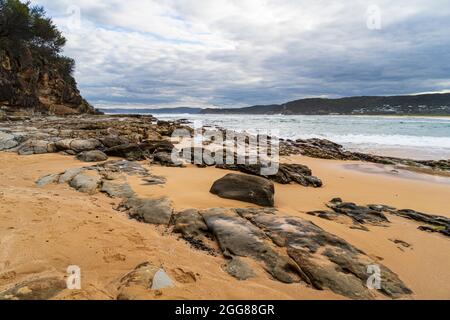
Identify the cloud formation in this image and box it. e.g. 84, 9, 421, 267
31, 0, 450, 108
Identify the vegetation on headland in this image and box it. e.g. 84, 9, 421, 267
0, 0, 97, 114
201, 93, 450, 115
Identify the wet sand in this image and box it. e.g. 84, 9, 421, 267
1, 152, 449, 299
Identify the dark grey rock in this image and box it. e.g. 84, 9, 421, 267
0, 132, 19, 150
76, 150, 108, 162
101, 180, 135, 198
200, 208, 302, 283
69, 171, 101, 194
58, 168, 84, 184
172, 209, 209, 239
152, 151, 183, 167
245, 213, 412, 299
36, 173, 60, 187
99, 136, 130, 148
210, 173, 275, 207
224, 257, 255, 280
17, 139, 55, 155
55, 138, 101, 152
217, 163, 322, 187
122, 197, 173, 225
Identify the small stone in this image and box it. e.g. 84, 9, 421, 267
151, 269, 174, 290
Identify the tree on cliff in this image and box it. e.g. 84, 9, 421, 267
0, 0, 74, 78
0, 0, 98, 114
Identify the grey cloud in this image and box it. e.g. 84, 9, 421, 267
31, 0, 450, 108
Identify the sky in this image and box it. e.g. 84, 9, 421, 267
30, 0, 450, 109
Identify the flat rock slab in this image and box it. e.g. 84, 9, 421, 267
0, 277, 66, 300
92, 160, 149, 176
17, 139, 56, 155
55, 138, 102, 152
201, 208, 301, 283
36, 173, 60, 187
172, 209, 210, 239
76, 150, 108, 162
69, 170, 102, 194
245, 213, 412, 299
101, 180, 135, 198
210, 173, 275, 207
36, 160, 149, 197
310, 199, 450, 237
224, 257, 255, 280
58, 168, 85, 184
122, 197, 173, 225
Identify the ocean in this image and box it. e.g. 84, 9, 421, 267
152, 114, 450, 160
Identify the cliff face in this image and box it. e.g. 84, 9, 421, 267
0, 48, 97, 115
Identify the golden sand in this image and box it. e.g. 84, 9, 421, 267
0, 152, 449, 299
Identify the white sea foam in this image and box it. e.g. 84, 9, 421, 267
144, 113, 450, 160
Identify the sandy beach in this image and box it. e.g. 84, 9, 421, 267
1, 151, 449, 300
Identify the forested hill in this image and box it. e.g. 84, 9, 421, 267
202, 93, 450, 115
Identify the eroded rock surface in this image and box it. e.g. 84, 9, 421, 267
281, 138, 450, 172
201, 208, 303, 283
120, 197, 174, 225
0, 277, 66, 300
0, 115, 187, 163
308, 199, 450, 237
240, 211, 412, 299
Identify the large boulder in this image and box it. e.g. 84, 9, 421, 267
210, 173, 275, 207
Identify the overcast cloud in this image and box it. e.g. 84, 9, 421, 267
30, 0, 450, 109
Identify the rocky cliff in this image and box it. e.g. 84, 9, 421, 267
0, 48, 97, 115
